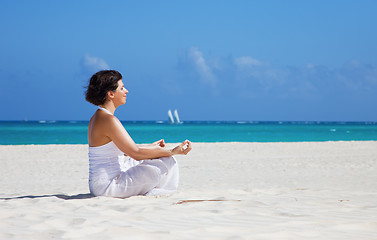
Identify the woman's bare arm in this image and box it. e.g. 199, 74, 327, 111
106, 116, 191, 160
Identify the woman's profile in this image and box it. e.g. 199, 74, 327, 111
85, 70, 192, 198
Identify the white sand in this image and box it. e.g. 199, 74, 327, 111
1, 141, 377, 239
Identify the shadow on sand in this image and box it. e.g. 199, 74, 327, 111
0, 193, 95, 200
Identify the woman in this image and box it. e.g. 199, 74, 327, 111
85, 70, 192, 198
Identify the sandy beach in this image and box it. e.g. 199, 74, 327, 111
1, 141, 377, 239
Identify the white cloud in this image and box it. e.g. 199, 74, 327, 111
234, 56, 263, 68
80, 54, 110, 74
336, 60, 377, 91
187, 47, 217, 86
366, 68, 377, 85
175, 49, 377, 100
306, 63, 314, 69
233, 56, 274, 87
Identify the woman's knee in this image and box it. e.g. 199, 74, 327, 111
160, 156, 178, 169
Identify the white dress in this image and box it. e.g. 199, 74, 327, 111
88, 107, 179, 198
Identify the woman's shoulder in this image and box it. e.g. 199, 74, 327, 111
90, 110, 119, 127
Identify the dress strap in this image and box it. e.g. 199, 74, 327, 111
98, 106, 113, 115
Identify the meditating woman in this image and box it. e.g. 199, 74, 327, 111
85, 70, 192, 198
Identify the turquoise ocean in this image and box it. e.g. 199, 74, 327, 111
0, 121, 376, 145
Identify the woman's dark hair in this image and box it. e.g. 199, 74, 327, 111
85, 70, 123, 106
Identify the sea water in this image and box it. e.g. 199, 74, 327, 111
0, 121, 376, 145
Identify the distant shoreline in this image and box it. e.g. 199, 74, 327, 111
1, 121, 377, 145
1, 120, 377, 124
1, 140, 377, 147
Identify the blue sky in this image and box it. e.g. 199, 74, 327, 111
1, 0, 376, 121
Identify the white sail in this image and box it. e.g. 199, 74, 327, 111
174, 109, 181, 123
168, 109, 175, 124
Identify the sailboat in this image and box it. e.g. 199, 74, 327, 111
168, 109, 183, 124
168, 109, 175, 124
174, 109, 182, 124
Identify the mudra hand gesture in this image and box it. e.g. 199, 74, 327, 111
153, 139, 192, 155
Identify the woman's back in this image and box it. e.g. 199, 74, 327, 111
88, 109, 114, 147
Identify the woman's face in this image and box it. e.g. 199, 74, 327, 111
113, 79, 128, 106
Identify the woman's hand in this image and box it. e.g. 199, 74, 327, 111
171, 140, 192, 155
153, 139, 166, 148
